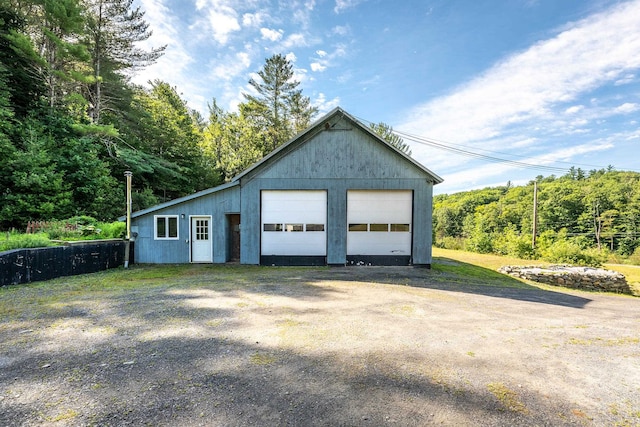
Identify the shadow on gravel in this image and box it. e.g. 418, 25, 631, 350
0, 332, 574, 426
296, 262, 592, 309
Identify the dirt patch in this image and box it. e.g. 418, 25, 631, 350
1, 264, 639, 426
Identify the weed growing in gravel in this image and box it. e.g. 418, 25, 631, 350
250, 352, 277, 365
567, 336, 640, 346
487, 382, 529, 414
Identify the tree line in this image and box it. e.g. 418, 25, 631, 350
433, 168, 640, 265
0, 0, 324, 229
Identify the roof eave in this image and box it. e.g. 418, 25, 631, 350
118, 180, 239, 221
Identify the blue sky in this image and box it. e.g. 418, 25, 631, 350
132, 0, 640, 194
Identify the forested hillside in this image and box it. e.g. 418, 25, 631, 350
434, 168, 640, 265
0, 1, 318, 229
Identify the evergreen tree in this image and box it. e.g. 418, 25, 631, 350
369, 121, 412, 155
83, 0, 165, 124
242, 54, 317, 154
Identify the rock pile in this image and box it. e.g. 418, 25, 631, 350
498, 265, 631, 294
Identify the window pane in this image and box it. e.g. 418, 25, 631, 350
168, 217, 178, 238
285, 223, 303, 232
157, 217, 166, 238
348, 223, 367, 232
390, 223, 410, 232
370, 223, 389, 232
263, 223, 283, 232
306, 224, 325, 232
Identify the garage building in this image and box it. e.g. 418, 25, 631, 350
127, 107, 443, 267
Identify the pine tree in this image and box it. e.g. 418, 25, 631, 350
369, 121, 412, 156
83, 0, 165, 124
242, 54, 317, 153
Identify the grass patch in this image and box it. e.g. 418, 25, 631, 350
432, 248, 534, 289
433, 248, 547, 271
434, 248, 640, 296
487, 382, 529, 414
604, 264, 640, 295
250, 352, 276, 365
568, 336, 639, 346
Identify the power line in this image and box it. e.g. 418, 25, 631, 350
356, 115, 636, 174
394, 129, 569, 173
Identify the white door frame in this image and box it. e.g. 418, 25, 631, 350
190, 215, 212, 263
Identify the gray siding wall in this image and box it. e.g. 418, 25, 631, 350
132, 186, 240, 263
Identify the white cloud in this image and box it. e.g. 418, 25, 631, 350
281, 33, 309, 49
260, 28, 283, 41
131, 0, 203, 108
565, 105, 584, 114
334, 0, 365, 14
613, 102, 639, 114
210, 51, 252, 81
292, 0, 317, 27
401, 1, 640, 143
614, 73, 636, 85
195, 0, 241, 45
242, 12, 264, 27
308, 44, 347, 73
433, 141, 614, 194
310, 62, 327, 72
331, 25, 350, 36
314, 93, 341, 114
282, 53, 295, 64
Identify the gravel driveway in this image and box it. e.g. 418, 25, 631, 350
1, 263, 639, 426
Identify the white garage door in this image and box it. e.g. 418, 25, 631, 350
347, 190, 412, 256
261, 190, 327, 256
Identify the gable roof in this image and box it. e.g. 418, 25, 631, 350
123, 107, 443, 220
232, 106, 444, 184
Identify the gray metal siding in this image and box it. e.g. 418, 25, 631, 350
131, 186, 240, 263
411, 182, 435, 265
256, 119, 428, 181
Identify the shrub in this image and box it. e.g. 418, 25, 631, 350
0, 232, 55, 252
493, 228, 535, 259
66, 216, 98, 226
467, 232, 493, 254
436, 236, 466, 250
99, 221, 126, 239
539, 239, 606, 267
45, 222, 82, 240
629, 247, 640, 266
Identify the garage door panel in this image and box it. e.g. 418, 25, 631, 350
261, 191, 327, 256
261, 232, 326, 256
347, 191, 412, 224
347, 190, 412, 256
347, 233, 411, 256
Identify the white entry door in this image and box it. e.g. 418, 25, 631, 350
191, 216, 212, 262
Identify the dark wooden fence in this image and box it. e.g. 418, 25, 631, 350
0, 240, 133, 286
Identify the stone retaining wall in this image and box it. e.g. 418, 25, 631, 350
498, 265, 631, 294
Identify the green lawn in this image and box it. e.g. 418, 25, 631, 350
433, 247, 640, 296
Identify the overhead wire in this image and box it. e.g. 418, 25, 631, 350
355, 114, 634, 174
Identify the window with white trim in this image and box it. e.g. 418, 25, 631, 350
155, 215, 179, 239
